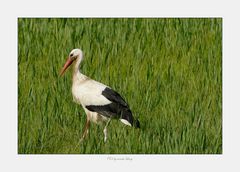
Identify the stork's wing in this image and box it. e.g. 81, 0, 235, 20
101, 87, 129, 108
85, 87, 133, 125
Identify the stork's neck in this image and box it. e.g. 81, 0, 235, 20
72, 56, 87, 82
73, 56, 82, 74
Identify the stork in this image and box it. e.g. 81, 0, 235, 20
60, 48, 140, 142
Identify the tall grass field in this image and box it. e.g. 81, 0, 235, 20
18, 18, 222, 154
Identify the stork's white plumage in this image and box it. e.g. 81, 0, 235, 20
60, 49, 140, 142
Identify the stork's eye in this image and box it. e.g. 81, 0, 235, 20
70, 53, 74, 57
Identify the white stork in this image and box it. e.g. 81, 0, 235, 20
60, 48, 140, 142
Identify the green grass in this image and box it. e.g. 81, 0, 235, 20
18, 18, 222, 154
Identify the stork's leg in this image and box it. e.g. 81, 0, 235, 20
103, 119, 111, 142
80, 118, 90, 142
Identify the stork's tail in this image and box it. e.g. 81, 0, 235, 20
133, 119, 140, 128
120, 109, 140, 128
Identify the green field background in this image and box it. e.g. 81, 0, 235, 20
18, 18, 222, 154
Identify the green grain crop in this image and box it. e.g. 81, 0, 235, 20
18, 18, 222, 154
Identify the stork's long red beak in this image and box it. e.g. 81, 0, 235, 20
60, 57, 74, 76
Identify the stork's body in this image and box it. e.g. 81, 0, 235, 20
60, 49, 140, 142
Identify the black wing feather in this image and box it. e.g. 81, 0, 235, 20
85, 87, 134, 125
102, 87, 129, 108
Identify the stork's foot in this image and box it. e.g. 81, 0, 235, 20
79, 119, 90, 142
79, 137, 85, 143
103, 119, 111, 143
81, 128, 89, 141
103, 128, 107, 142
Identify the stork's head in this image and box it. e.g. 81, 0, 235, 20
60, 49, 83, 76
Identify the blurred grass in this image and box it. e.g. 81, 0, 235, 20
18, 18, 222, 154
